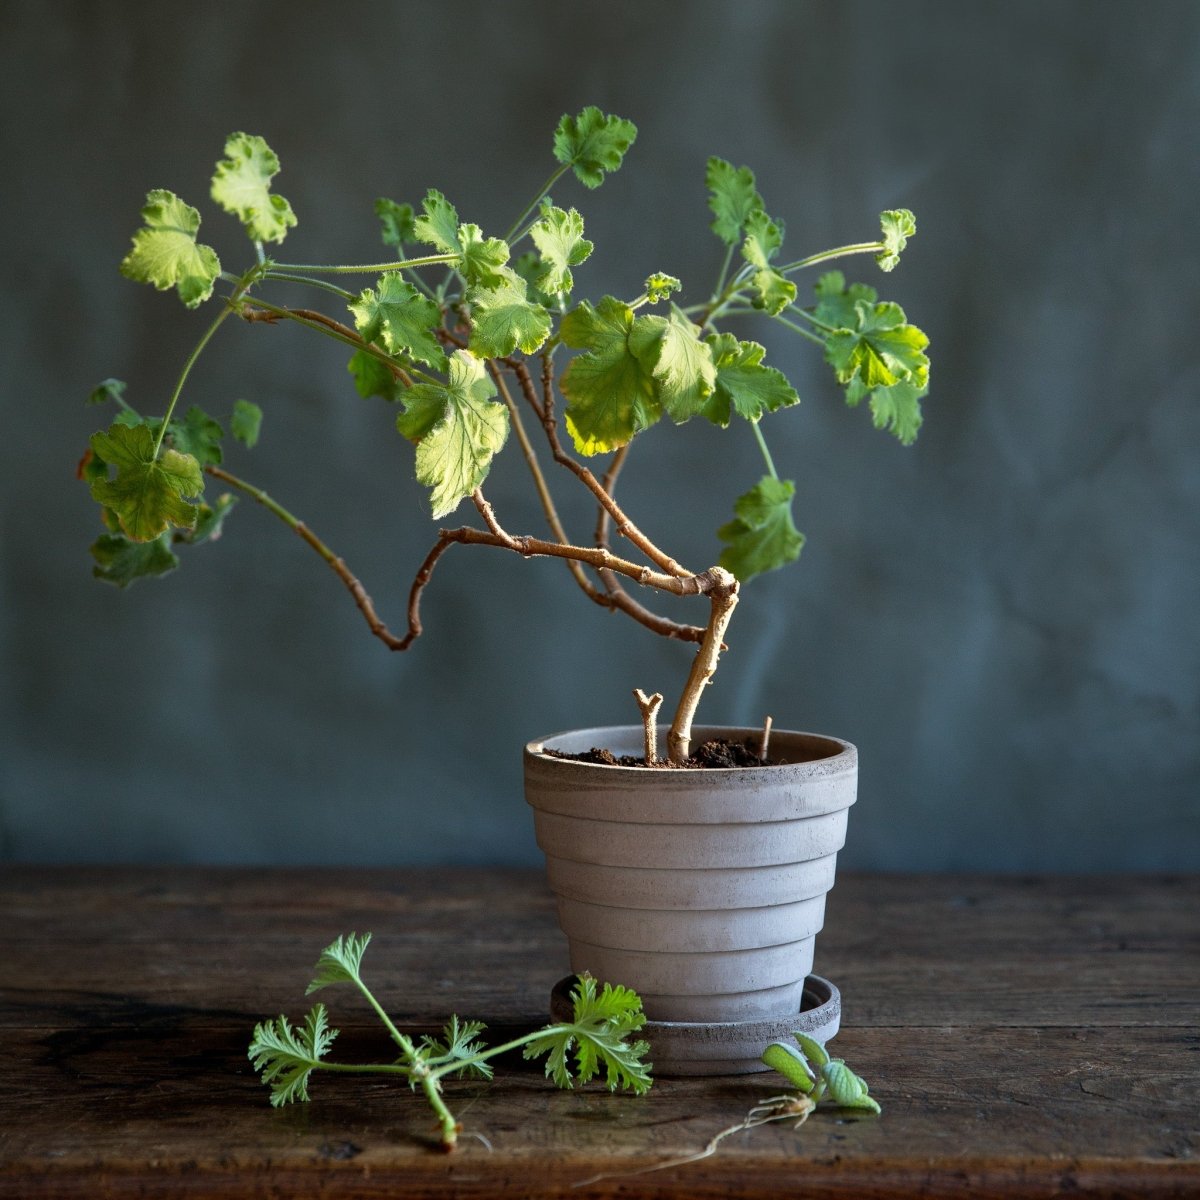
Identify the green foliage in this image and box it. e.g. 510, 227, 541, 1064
88, 378, 128, 407
521, 975, 652, 1095
210, 132, 297, 244
231, 399, 263, 448
249, 936, 651, 1150
396, 350, 509, 518
718, 476, 804, 582
168, 405, 225, 466
631, 308, 716, 423
706, 157, 763, 246
553, 106, 638, 188
467, 279, 552, 358
349, 274, 444, 368
347, 349, 405, 401
89, 423, 203, 542
643, 272, 682, 304
248, 1003, 339, 1107
559, 297, 661, 455
375, 197, 416, 247
120, 189, 220, 308
90, 531, 179, 587
876, 208, 916, 272
762, 1033, 881, 1115
703, 334, 799, 427
529, 205, 593, 295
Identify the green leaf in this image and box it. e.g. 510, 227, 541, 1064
741, 207, 784, 268
559, 297, 661, 455
349, 274, 444, 368
793, 1032, 831, 1069
643, 272, 682, 304
88, 423, 204, 542
457, 223, 513, 289
168, 405, 224, 467
90, 531, 179, 588
876, 208, 916, 272
347, 350, 405, 402
702, 334, 799, 427
824, 300, 930, 391
553, 107, 638, 188
247, 1003, 339, 1107
761, 1041, 817, 1092
812, 271, 878, 329
306, 932, 372, 994
629, 308, 716, 423
521, 974, 651, 1095
718, 475, 804, 582
750, 267, 797, 316
706, 157, 762, 246
412, 189, 460, 254
231, 399, 263, 448
529, 206, 593, 294
468, 279, 552, 358
88, 378, 127, 408
120, 189, 221, 309
210, 132, 297, 244
851, 376, 927, 446
822, 1060, 881, 1113
420, 1016, 494, 1081
375, 197, 416, 247
396, 350, 509, 519
181, 493, 237, 545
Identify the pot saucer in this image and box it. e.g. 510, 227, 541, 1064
550, 973, 840, 1076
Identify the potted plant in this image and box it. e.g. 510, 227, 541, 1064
79, 109, 930, 1074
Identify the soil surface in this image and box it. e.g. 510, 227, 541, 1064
545, 737, 777, 769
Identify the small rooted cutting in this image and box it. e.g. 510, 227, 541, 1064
247, 933, 651, 1150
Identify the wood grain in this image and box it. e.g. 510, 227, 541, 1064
0, 868, 1197, 1198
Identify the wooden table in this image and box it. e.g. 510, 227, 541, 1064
1, 868, 1196, 1198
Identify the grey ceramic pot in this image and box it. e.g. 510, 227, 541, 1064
524, 725, 857, 1026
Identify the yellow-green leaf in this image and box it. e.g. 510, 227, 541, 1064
120, 190, 220, 309
210, 133, 297, 244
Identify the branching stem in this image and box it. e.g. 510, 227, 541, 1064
633, 689, 663, 764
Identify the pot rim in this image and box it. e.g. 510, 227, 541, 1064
525, 724, 856, 776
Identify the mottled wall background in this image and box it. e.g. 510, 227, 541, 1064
2, 0, 1197, 869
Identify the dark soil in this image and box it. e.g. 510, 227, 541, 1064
546, 737, 778, 769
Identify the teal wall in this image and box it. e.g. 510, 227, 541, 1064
2, 0, 1197, 869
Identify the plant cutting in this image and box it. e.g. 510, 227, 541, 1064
80, 108, 930, 1066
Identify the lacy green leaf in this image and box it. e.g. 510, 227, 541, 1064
396, 350, 509, 519
718, 475, 804, 582
88, 423, 203, 542
347, 350, 404, 402
375, 197, 416, 247
231, 399, 263, 448
876, 208, 916, 272
629, 309, 716, 423
643, 272, 681, 304
349, 275, 444, 368
468, 279, 552, 357
120, 189, 220, 309
90, 531, 179, 588
552, 107, 638, 188
412, 189, 460, 254
559, 297, 661, 455
169, 405, 224, 466
248, 1004, 339, 1107
702, 333, 799, 427
824, 300, 930, 391
420, 1016, 494, 1081
706, 157, 762, 246
210, 132, 297, 244
521, 974, 651, 1094
529, 206, 593, 294
306, 932, 372, 994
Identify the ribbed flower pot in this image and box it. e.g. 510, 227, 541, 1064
524, 725, 858, 1045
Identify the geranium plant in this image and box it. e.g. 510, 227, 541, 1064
80, 108, 930, 763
